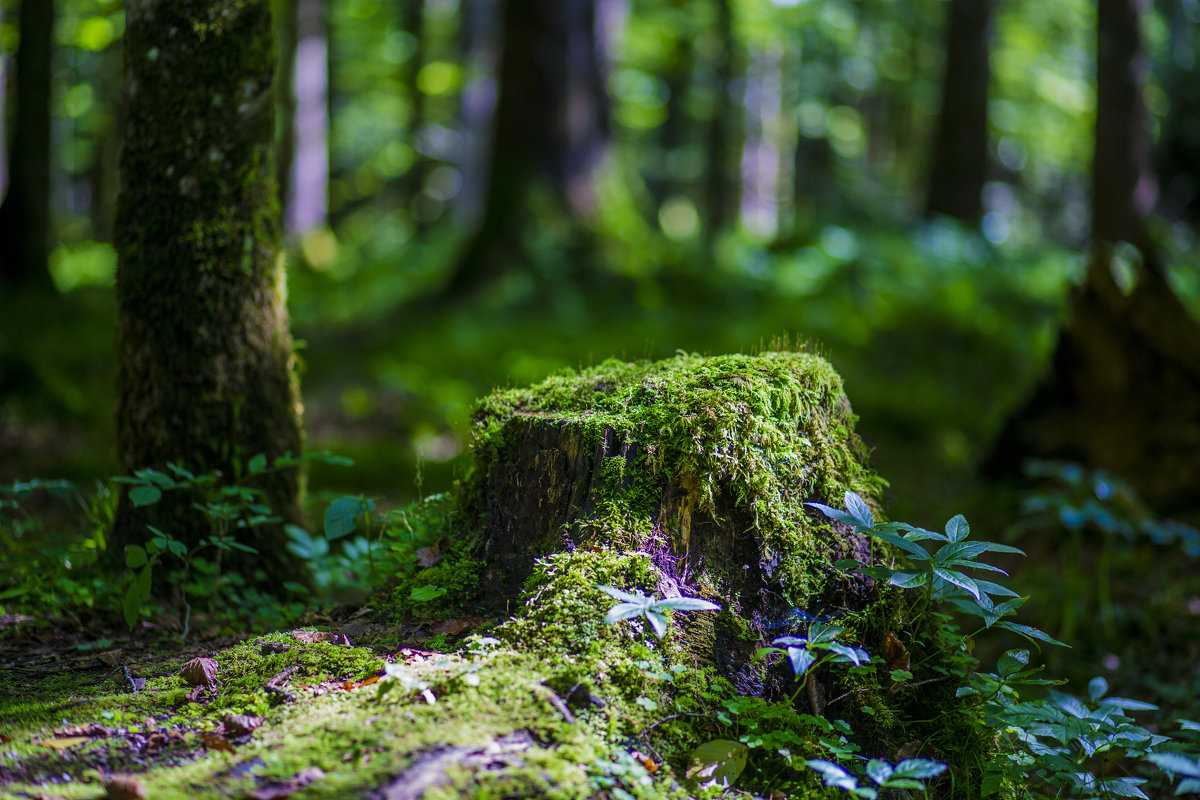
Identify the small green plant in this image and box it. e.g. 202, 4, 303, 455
598, 585, 720, 639
807, 492, 1200, 800
116, 451, 353, 632
806, 757, 947, 799
755, 622, 871, 704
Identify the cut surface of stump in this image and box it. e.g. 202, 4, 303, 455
465, 351, 884, 694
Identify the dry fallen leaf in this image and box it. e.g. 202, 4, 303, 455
103, 774, 148, 800
0, 733, 11, 744
36, 736, 92, 749
290, 630, 338, 644
415, 541, 443, 568
53, 723, 111, 738
200, 731, 236, 753
260, 641, 292, 655
97, 649, 125, 667
223, 714, 265, 737
428, 616, 484, 637
181, 656, 219, 689
340, 674, 381, 691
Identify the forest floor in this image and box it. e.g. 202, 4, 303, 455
0, 608, 504, 800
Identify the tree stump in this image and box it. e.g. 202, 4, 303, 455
463, 351, 885, 696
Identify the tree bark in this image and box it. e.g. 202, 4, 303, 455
112, 0, 307, 584
1153, 0, 1200, 225
925, 0, 993, 221
442, 0, 609, 298
0, 0, 55, 292
702, 0, 737, 242
987, 0, 1200, 522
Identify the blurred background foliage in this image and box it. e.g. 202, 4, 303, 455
2, 0, 1199, 533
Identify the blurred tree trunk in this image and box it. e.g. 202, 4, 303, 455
402, 0, 430, 233
649, 32, 692, 207
702, 0, 737, 243
0, 0, 55, 292
277, 0, 327, 235
1154, 0, 1200, 226
442, 0, 609, 298
112, 0, 308, 584
988, 0, 1200, 521
925, 0, 993, 221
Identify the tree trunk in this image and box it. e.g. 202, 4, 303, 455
0, 0, 55, 292
442, 0, 609, 298
1153, 0, 1200, 225
987, 0, 1200, 522
925, 0, 993, 221
112, 0, 307, 585
701, 0, 737, 242
467, 352, 883, 695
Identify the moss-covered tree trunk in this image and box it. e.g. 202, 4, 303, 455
466, 353, 884, 697
112, 0, 307, 583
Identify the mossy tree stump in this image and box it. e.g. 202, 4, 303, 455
465, 352, 885, 697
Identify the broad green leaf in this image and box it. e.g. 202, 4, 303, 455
979, 542, 1026, 555
686, 740, 748, 788
324, 495, 366, 539
1101, 696, 1158, 711
844, 492, 874, 528
806, 502, 861, 529
123, 583, 142, 629
865, 759, 893, 785
932, 566, 981, 600
605, 602, 647, 625
598, 585, 648, 604
827, 643, 870, 666
167, 462, 196, 480
981, 768, 1005, 796
808, 622, 843, 644
997, 649, 1030, 678
973, 579, 1020, 598
995, 621, 1069, 647
1096, 778, 1148, 798
248, 453, 268, 473
867, 529, 930, 560
125, 545, 147, 569
889, 569, 928, 589
134, 468, 175, 488
805, 760, 858, 791
1088, 676, 1109, 701
653, 597, 720, 612
409, 584, 447, 602
945, 514, 970, 542
129, 485, 162, 507
1148, 753, 1200, 777
136, 564, 152, 600
786, 647, 817, 677
893, 759, 947, 779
